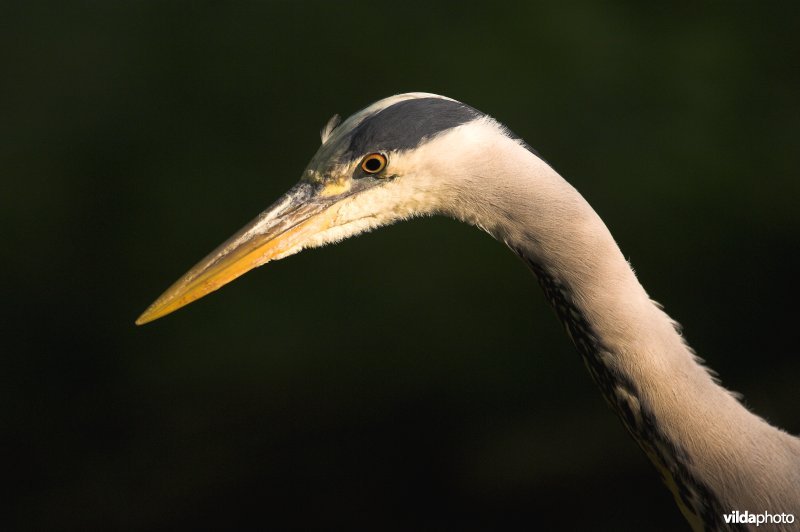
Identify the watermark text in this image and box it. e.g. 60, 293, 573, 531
723, 510, 795, 527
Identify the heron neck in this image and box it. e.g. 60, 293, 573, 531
438, 130, 800, 528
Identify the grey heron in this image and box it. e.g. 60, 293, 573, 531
136, 93, 800, 530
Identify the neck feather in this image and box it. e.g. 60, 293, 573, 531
426, 121, 800, 529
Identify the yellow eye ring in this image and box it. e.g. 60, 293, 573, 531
361, 153, 387, 174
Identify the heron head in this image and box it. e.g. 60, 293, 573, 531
136, 93, 491, 325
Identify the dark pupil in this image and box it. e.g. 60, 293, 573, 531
364, 157, 382, 172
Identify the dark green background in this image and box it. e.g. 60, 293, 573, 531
4, 2, 799, 530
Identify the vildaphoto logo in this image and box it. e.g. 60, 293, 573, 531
723, 510, 795, 526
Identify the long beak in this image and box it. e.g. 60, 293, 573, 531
136, 183, 336, 325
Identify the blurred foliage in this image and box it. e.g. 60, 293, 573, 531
2, 1, 798, 530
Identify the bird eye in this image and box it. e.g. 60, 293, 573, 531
361, 153, 387, 174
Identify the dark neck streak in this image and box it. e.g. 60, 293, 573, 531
510, 246, 743, 531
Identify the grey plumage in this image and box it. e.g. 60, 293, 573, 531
138, 93, 800, 531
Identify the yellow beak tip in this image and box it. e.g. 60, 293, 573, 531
135, 301, 175, 326
135, 309, 158, 326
